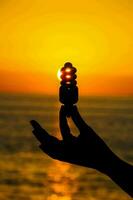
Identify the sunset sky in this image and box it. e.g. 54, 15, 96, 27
0, 0, 132, 96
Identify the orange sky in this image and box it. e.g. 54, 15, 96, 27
0, 0, 133, 96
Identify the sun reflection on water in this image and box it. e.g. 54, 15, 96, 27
47, 160, 79, 200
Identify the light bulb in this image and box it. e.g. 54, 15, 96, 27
59, 62, 78, 109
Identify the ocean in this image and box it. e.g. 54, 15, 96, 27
0, 93, 132, 200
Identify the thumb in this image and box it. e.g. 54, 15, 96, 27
70, 106, 87, 130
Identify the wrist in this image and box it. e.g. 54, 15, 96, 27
102, 152, 133, 197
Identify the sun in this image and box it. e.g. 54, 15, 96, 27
57, 69, 62, 81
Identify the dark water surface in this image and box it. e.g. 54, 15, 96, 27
0, 93, 132, 200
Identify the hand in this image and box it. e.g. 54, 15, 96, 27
30, 105, 133, 197
30, 106, 114, 173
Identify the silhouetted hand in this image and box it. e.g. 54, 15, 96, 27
30, 106, 133, 197
31, 106, 111, 171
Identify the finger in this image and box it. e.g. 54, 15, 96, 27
30, 120, 56, 144
59, 106, 73, 140
30, 120, 44, 131
30, 120, 65, 161
70, 106, 92, 132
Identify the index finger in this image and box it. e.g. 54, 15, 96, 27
70, 106, 90, 131
30, 120, 55, 144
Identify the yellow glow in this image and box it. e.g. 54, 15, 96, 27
0, 0, 132, 95
66, 82, 71, 84
66, 75, 71, 79
65, 68, 71, 72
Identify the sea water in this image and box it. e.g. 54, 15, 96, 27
0, 93, 132, 200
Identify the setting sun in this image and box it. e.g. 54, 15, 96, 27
0, 0, 132, 96
57, 69, 62, 81
0, 2, 133, 199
